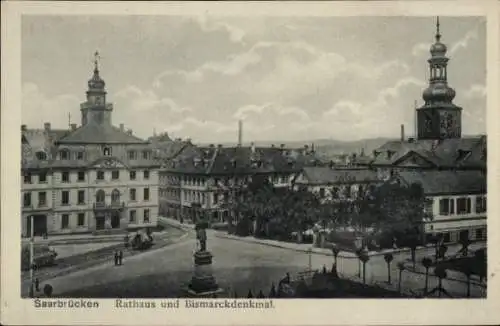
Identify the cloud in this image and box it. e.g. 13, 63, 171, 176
114, 85, 193, 114
195, 16, 246, 44
464, 84, 486, 99
22, 82, 81, 129
449, 28, 478, 56
411, 43, 431, 57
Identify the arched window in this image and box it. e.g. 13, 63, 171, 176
111, 189, 120, 203
103, 146, 112, 156
96, 189, 105, 204
60, 149, 70, 160
36, 151, 47, 161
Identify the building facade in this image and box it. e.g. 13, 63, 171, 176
393, 170, 486, 243
159, 143, 321, 224
21, 53, 159, 237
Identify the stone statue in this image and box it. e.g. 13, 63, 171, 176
196, 222, 208, 252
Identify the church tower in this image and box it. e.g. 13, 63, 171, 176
80, 51, 114, 126
417, 17, 462, 140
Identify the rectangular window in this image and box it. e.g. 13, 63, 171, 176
130, 171, 136, 180
443, 232, 451, 243
144, 209, 150, 223
129, 210, 136, 223
24, 173, 32, 184
476, 196, 487, 213
39, 172, 47, 183
144, 170, 150, 180
142, 151, 149, 159
128, 151, 136, 160
144, 188, 150, 201
449, 198, 455, 214
62, 191, 70, 205
130, 188, 136, 201
76, 151, 84, 160
213, 193, 218, 204
439, 199, 450, 215
77, 171, 85, 182
112, 170, 119, 180
62, 172, 70, 183
61, 214, 69, 229
38, 192, 47, 207
475, 228, 483, 240
457, 197, 470, 214
77, 213, 85, 226
78, 190, 85, 204
23, 193, 31, 207
319, 187, 325, 198
60, 151, 69, 160
97, 171, 105, 180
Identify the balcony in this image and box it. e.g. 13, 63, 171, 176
93, 201, 125, 210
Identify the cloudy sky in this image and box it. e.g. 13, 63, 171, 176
22, 15, 486, 143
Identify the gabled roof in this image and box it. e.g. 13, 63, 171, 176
395, 170, 486, 195
298, 167, 382, 185
164, 145, 322, 175
369, 136, 486, 170
57, 122, 146, 144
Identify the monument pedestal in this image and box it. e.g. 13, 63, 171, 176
185, 251, 223, 297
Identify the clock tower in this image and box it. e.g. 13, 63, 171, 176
417, 17, 462, 140
80, 51, 114, 126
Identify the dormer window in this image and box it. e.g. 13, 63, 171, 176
60, 149, 70, 160
386, 150, 395, 160
36, 151, 47, 161
103, 146, 112, 156
373, 150, 380, 158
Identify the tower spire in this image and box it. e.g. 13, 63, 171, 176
94, 50, 100, 73
435, 16, 441, 42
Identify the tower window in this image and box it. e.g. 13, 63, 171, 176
103, 147, 112, 156
60, 149, 70, 160
36, 151, 47, 160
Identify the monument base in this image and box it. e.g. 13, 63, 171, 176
185, 250, 223, 297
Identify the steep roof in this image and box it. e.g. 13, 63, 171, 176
396, 170, 486, 195
57, 122, 146, 144
298, 167, 382, 185
369, 136, 486, 170
164, 145, 322, 175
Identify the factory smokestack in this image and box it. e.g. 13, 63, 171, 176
401, 124, 405, 142
238, 120, 243, 147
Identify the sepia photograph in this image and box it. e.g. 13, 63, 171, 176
2, 1, 499, 325
18, 13, 487, 299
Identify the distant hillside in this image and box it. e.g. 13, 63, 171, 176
195, 137, 397, 159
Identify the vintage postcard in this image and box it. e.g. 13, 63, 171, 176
1, 0, 500, 325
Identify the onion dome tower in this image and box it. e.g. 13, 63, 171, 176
417, 17, 462, 140
80, 51, 114, 126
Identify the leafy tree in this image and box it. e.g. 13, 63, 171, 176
384, 253, 394, 284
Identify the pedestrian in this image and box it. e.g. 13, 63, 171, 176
118, 250, 123, 265
114, 251, 118, 266
35, 278, 40, 292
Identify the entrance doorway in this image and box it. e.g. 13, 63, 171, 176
26, 215, 47, 237
96, 215, 105, 230
111, 211, 121, 229
459, 230, 469, 242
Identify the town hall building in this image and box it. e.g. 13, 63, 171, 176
21, 52, 160, 237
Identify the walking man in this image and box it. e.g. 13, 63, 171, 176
118, 250, 123, 265
114, 251, 118, 266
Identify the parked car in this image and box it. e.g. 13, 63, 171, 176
21, 245, 58, 271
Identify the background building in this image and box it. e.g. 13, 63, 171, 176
21, 53, 159, 237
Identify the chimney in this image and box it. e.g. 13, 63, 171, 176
44, 122, 51, 132
400, 124, 405, 142
21, 124, 27, 131
71, 123, 77, 131
120, 123, 124, 132
127, 129, 133, 135
238, 120, 243, 147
